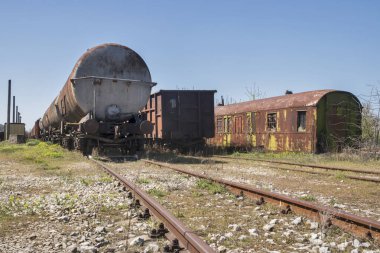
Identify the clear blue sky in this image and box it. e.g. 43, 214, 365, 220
1, 0, 379, 129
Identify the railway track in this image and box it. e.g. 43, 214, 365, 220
91, 158, 215, 253
213, 155, 380, 176
209, 155, 380, 183
143, 159, 380, 242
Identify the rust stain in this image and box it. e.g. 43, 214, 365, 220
210, 90, 361, 153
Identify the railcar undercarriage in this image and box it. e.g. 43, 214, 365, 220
41, 115, 152, 158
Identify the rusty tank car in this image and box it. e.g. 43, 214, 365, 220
34, 43, 156, 156
208, 90, 362, 153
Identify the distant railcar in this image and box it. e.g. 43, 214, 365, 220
208, 90, 362, 153
142, 90, 216, 150
0, 124, 3, 141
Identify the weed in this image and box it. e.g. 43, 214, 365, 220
196, 179, 226, 194
0, 145, 24, 153
137, 178, 151, 184
300, 194, 316, 202
147, 188, 167, 198
80, 178, 93, 186
329, 198, 336, 206
99, 176, 113, 184
191, 191, 204, 197
0, 142, 67, 175
176, 210, 185, 218
335, 171, 346, 180
26, 139, 40, 146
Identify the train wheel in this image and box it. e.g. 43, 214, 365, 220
62, 137, 73, 150
83, 140, 93, 156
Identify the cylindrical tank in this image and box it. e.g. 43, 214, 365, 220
40, 43, 155, 130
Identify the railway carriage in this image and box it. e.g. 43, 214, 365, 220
208, 90, 362, 153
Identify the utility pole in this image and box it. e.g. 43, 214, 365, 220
12, 96, 15, 123
6, 80, 11, 140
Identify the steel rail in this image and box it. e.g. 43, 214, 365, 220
143, 159, 380, 241
213, 155, 380, 175
208, 155, 380, 183
261, 164, 380, 183
91, 158, 215, 253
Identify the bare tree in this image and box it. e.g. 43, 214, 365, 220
359, 84, 380, 155
245, 82, 265, 101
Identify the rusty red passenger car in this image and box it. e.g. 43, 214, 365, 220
143, 90, 216, 149
208, 90, 362, 153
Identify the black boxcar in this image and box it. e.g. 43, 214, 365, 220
143, 90, 216, 149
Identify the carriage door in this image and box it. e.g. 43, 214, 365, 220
223, 116, 231, 147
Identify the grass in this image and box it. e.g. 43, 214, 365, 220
191, 190, 204, 197
0, 193, 47, 219
99, 176, 113, 183
80, 178, 94, 186
147, 188, 167, 198
299, 194, 317, 202
196, 179, 226, 194
136, 178, 151, 184
0, 140, 65, 171
0, 140, 93, 178
334, 171, 347, 180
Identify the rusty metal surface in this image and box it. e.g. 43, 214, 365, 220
143, 90, 216, 140
215, 90, 335, 116
209, 90, 362, 153
91, 159, 215, 253
40, 43, 154, 130
143, 159, 380, 241
210, 107, 318, 152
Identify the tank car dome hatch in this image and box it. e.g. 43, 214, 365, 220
74, 43, 152, 81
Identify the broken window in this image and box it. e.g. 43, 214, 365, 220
216, 117, 223, 133
297, 111, 306, 132
224, 117, 231, 133
267, 113, 277, 131
169, 98, 176, 109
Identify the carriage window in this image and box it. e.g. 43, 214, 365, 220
216, 117, 223, 133
224, 117, 231, 133
245, 113, 252, 134
251, 112, 256, 133
267, 113, 277, 131
297, 111, 306, 132
169, 98, 176, 109
235, 116, 242, 134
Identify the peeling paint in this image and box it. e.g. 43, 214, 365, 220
268, 134, 277, 151
210, 90, 362, 153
